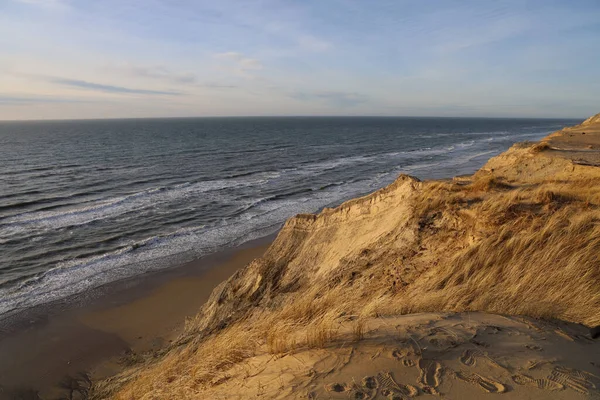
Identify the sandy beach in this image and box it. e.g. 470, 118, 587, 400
0, 239, 270, 399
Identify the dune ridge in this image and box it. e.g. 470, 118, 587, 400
96, 115, 600, 399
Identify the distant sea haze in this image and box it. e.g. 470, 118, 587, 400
0, 117, 579, 317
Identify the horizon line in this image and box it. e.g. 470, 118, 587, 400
0, 114, 586, 123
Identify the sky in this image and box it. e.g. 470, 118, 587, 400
1, 0, 599, 120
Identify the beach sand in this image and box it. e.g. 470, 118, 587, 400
195, 312, 600, 399
0, 240, 270, 399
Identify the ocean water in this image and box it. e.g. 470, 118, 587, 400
0, 117, 578, 317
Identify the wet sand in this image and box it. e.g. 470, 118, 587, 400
0, 238, 271, 399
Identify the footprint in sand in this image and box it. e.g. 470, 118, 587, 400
326, 381, 374, 399
361, 376, 378, 390
391, 347, 417, 368
352, 390, 371, 400
426, 327, 458, 349
512, 374, 564, 391
378, 372, 419, 398
325, 382, 348, 393
391, 347, 414, 360
455, 371, 506, 393
417, 359, 442, 394
549, 365, 596, 395
459, 349, 479, 367
402, 359, 415, 367
380, 388, 410, 399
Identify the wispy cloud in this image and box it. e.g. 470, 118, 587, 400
104, 64, 238, 89
51, 78, 183, 95
0, 95, 93, 104
124, 65, 197, 84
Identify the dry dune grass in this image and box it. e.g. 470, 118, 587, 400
101, 128, 600, 399
351, 318, 367, 342
335, 173, 600, 327
305, 318, 338, 349
467, 174, 512, 192
404, 179, 600, 325
101, 325, 258, 400
529, 141, 551, 153
266, 321, 296, 354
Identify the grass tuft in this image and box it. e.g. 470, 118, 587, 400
529, 141, 551, 153
352, 318, 367, 342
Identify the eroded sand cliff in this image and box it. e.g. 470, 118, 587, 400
97, 115, 600, 399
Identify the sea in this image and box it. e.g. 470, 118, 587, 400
0, 116, 579, 318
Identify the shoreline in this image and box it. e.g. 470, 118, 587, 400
0, 118, 573, 320
0, 235, 273, 398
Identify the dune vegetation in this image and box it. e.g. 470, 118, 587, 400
94, 115, 600, 399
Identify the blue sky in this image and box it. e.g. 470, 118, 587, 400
1, 0, 599, 120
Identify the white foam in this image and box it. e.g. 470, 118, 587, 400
296, 155, 376, 175
0, 176, 380, 316
0, 177, 273, 237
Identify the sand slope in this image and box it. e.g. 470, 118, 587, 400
198, 313, 599, 399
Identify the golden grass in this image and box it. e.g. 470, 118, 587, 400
352, 318, 367, 342
106, 325, 258, 400
276, 289, 337, 324
264, 286, 360, 353
467, 175, 511, 193
529, 141, 551, 153
404, 178, 600, 326
266, 322, 297, 354
305, 319, 338, 348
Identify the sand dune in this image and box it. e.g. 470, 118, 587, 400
188, 313, 599, 399
95, 115, 600, 399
